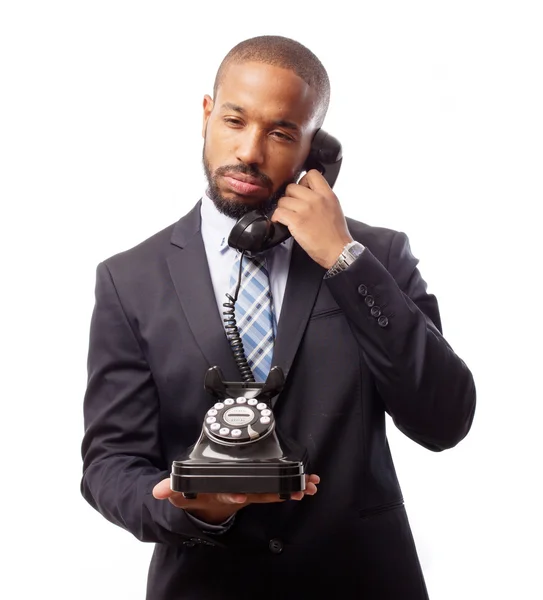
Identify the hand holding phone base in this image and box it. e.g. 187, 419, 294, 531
170, 366, 308, 500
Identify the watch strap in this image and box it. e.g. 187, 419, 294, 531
323, 241, 365, 279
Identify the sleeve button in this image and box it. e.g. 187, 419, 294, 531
378, 315, 389, 328
357, 284, 368, 296
269, 538, 283, 554
370, 306, 381, 317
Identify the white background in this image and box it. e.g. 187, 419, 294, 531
1, 1, 542, 598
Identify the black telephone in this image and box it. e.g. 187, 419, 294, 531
227, 128, 343, 254
170, 130, 342, 499
170, 365, 308, 499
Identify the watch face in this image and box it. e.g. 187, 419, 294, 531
348, 243, 365, 259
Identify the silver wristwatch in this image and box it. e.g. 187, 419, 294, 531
324, 241, 365, 279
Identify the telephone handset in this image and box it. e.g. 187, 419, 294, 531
219, 130, 343, 386
227, 129, 343, 254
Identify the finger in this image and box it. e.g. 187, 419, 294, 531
270, 196, 302, 227
276, 194, 300, 210
290, 483, 318, 501
283, 182, 315, 203
300, 169, 330, 191
303, 482, 318, 495
244, 493, 289, 504
270, 205, 301, 229
215, 493, 247, 505
296, 171, 313, 190
152, 478, 173, 499
307, 474, 320, 485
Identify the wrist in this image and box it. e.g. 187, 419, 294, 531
183, 506, 237, 525
324, 240, 365, 279
323, 237, 354, 269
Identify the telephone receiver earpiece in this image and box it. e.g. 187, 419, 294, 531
303, 129, 343, 189
227, 129, 343, 254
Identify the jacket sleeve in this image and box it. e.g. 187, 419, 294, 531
325, 231, 476, 451
80, 262, 224, 547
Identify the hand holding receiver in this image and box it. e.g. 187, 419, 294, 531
271, 169, 353, 269
227, 128, 344, 256
152, 474, 320, 525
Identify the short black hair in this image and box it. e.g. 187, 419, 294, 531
213, 35, 330, 127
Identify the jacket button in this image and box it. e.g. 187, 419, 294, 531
378, 315, 389, 327
370, 305, 381, 317
269, 538, 283, 554
365, 295, 375, 307
357, 284, 368, 296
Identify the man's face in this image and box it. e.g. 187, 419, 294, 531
202, 61, 319, 219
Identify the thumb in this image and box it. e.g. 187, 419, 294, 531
152, 478, 173, 499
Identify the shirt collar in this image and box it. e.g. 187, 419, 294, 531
200, 190, 237, 253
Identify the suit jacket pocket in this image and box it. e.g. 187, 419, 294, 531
309, 306, 344, 321
358, 499, 405, 521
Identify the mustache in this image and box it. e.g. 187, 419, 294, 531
213, 164, 272, 189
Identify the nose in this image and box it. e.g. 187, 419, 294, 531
235, 127, 265, 166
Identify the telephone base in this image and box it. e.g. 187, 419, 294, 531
171, 457, 307, 498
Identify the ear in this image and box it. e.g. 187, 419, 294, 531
202, 94, 214, 138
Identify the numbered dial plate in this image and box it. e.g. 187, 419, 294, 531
203, 397, 274, 443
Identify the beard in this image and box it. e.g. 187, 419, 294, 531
202, 147, 302, 220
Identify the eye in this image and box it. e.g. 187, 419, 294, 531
223, 117, 243, 127
270, 131, 294, 142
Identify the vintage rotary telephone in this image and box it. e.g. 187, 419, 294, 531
170, 129, 342, 499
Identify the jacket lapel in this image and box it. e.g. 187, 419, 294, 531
167, 201, 241, 382
167, 201, 326, 387
271, 241, 326, 383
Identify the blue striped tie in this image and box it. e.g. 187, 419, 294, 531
229, 253, 275, 382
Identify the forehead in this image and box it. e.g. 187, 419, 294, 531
216, 61, 318, 129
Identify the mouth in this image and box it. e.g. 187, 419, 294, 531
222, 172, 270, 196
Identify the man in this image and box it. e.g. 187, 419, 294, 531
81, 35, 476, 599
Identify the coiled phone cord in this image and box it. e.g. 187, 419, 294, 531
223, 252, 256, 383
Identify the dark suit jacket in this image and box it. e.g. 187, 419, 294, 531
81, 200, 476, 599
